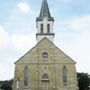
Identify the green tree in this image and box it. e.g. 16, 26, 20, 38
0, 79, 13, 90
1, 84, 12, 90
77, 73, 90, 90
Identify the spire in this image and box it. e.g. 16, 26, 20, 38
36, 0, 54, 21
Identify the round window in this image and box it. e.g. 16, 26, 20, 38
42, 52, 48, 59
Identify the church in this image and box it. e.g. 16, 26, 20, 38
13, 0, 78, 90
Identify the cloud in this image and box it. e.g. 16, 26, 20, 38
0, 63, 7, 80
11, 33, 36, 53
0, 27, 36, 80
55, 15, 90, 73
18, 2, 32, 13
0, 25, 10, 50
56, 0, 90, 4
0, 62, 14, 80
69, 16, 90, 32
55, 15, 90, 34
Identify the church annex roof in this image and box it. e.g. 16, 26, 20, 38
36, 0, 54, 21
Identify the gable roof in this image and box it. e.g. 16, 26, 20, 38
15, 37, 76, 64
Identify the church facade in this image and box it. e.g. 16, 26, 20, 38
13, 0, 78, 90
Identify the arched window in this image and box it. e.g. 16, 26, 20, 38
24, 66, 28, 87
41, 24, 43, 33
62, 66, 67, 86
47, 24, 50, 33
42, 73, 49, 81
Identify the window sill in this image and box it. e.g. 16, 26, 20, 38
42, 79, 49, 82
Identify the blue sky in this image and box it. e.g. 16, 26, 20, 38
0, 0, 90, 80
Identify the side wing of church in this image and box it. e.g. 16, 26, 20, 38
13, 0, 78, 90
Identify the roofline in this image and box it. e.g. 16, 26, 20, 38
15, 37, 76, 64
36, 17, 54, 22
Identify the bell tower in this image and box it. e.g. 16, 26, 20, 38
36, 0, 55, 43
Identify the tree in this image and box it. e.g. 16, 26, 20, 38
77, 72, 90, 90
1, 84, 12, 90
0, 79, 13, 90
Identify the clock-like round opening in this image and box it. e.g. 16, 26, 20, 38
42, 52, 48, 59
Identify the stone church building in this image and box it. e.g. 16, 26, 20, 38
13, 0, 78, 90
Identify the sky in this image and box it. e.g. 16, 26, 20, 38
0, 0, 90, 80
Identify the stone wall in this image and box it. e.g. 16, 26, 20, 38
13, 38, 78, 90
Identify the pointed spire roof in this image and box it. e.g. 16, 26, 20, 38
36, 0, 54, 21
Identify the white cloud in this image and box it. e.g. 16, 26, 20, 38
0, 25, 10, 50
0, 63, 6, 76
69, 16, 90, 32
11, 33, 36, 53
0, 62, 14, 80
0, 28, 36, 80
55, 15, 90, 73
0, 62, 9, 80
56, 0, 90, 4
55, 15, 90, 34
18, 2, 32, 13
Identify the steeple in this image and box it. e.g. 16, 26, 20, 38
36, 0, 54, 21
36, 0, 55, 43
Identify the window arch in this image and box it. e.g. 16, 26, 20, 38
47, 24, 50, 33
42, 73, 49, 81
62, 66, 67, 86
24, 66, 28, 87
41, 24, 43, 33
